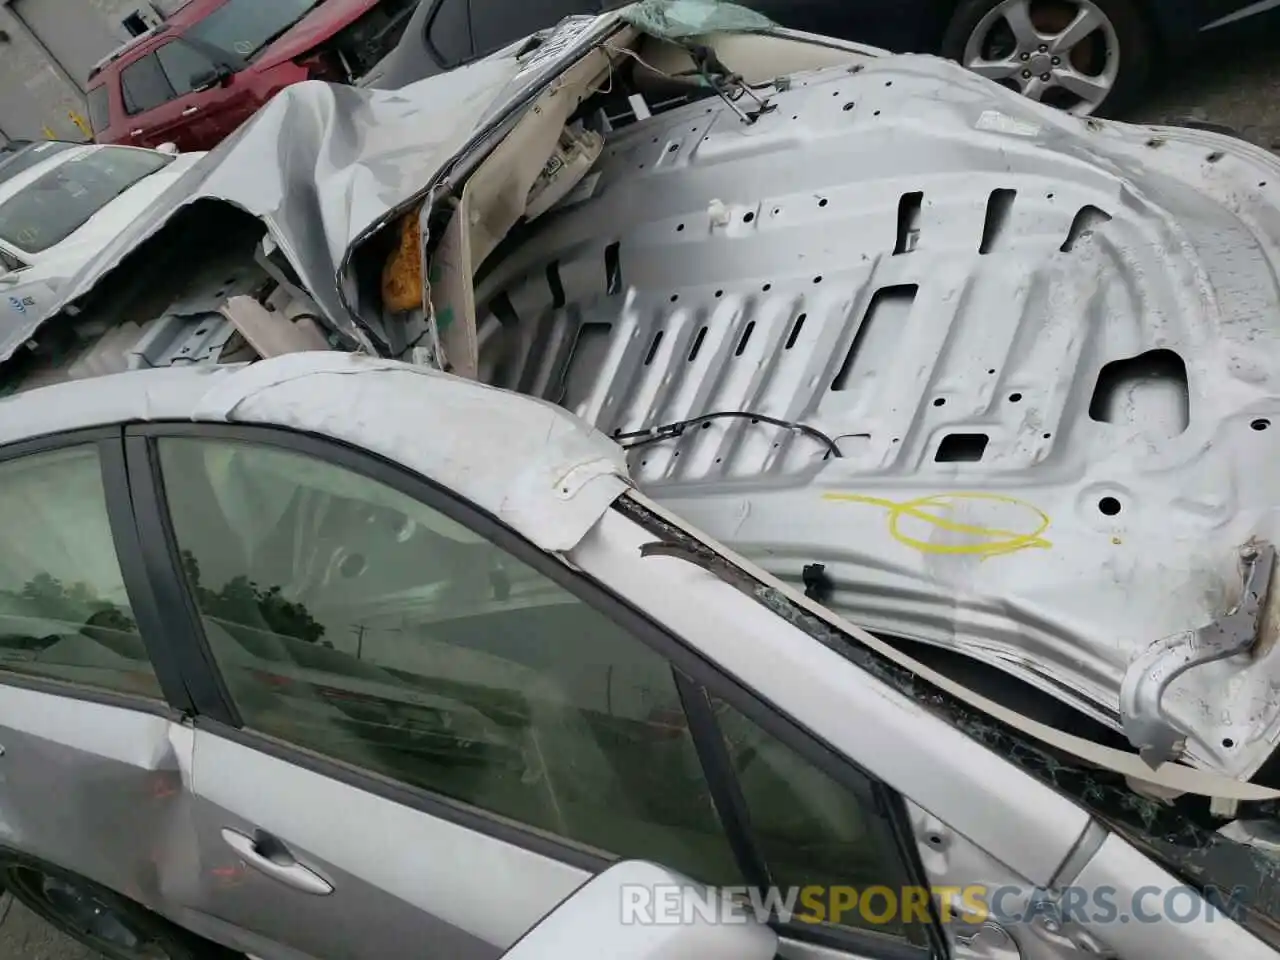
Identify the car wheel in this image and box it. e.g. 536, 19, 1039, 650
940, 0, 1153, 116
0, 853, 241, 960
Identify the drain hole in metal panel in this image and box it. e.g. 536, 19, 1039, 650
645, 330, 664, 366
979, 189, 1016, 255
688, 326, 707, 361
893, 192, 923, 255
1089, 348, 1188, 436
935, 433, 989, 462
1061, 205, 1112, 252
604, 242, 623, 295
832, 285, 918, 391
785, 313, 807, 350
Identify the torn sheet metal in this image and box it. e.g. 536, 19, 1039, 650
620, 0, 778, 38
4, 56, 526, 365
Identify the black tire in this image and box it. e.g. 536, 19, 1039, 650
940, 0, 1154, 117
0, 852, 242, 960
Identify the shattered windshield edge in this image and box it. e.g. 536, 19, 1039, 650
611, 495, 1280, 946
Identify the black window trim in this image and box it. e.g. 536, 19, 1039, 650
120, 51, 177, 116
0, 425, 189, 719
423, 0, 474, 69
124, 420, 939, 959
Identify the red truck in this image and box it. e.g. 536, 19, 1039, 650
86, 0, 417, 152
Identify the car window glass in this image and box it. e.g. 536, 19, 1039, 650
0, 446, 160, 700
0, 141, 79, 190
0, 247, 26, 272
156, 40, 217, 96
121, 53, 175, 114
86, 86, 112, 134
711, 696, 924, 941
185, 0, 317, 61
159, 437, 744, 884
0, 147, 170, 253
426, 0, 473, 65
469, 0, 595, 58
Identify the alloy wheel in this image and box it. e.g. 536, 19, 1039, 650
962, 0, 1121, 115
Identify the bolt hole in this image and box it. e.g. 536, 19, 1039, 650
1207, 151, 1224, 163
715, 289, 724, 298
1261, 181, 1269, 188
873, 110, 881, 116
1008, 392, 1023, 403
933, 397, 946, 407
762, 282, 772, 291
843, 102, 855, 111
668, 144, 678, 153
743, 211, 755, 223
1098, 496, 1122, 516
1223, 738, 1235, 749
926, 834, 944, 847
892, 437, 900, 443
884, 80, 893, 87
818, 198, 829, 208
676, 223, 685, 232
670, 294, 679, 302
1043, 433, 1051, 439
1252, 418, 1271, 431
813, 275, 823, 284
832, 90, 839, 97
987, 368, 996, 375
1047, 192, 1055, 200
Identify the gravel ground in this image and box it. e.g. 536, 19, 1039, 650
1126, 40, 1280, 149
2, 44, 1279, 960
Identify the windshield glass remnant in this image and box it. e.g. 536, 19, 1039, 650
0, 148, 170, 253
616, 496, 1280, 949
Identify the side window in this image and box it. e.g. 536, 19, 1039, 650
86, 85, 112, 135
120, 54, 174, 115
155, 40, 217, 97
158, 437, 743, 885
157, 436, 920, 940
469, 0, 597, 58
711, 696, 925, 941
426, 0, 474, 66
0, 247, 26, 273
0, 445, 160, 699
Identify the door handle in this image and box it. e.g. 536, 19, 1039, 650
181, 106, 199, 116
220, 828, 333, 896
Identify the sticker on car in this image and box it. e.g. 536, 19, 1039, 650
513, 15, 600, 80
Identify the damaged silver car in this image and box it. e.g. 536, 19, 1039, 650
5, 3, 1280, 960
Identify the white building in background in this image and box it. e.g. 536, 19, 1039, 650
0, 0, 185, 142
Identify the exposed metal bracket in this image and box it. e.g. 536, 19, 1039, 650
1120, 542, 1276, 767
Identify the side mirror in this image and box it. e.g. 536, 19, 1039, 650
502, 861, 777, 960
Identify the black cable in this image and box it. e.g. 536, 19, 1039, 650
615, 411, 843, 458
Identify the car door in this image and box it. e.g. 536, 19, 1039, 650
124, 422, 940, 960
0, 428, 202, 932
118, 51, 198, 151
152, 39, 237, 152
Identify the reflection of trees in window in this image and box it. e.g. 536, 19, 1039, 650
19, 572, 135, 632
179, 550, 325, 643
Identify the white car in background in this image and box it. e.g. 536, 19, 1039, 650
0, 141, 203, 323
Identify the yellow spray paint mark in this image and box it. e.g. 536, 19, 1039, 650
823, 491, 1052, 558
